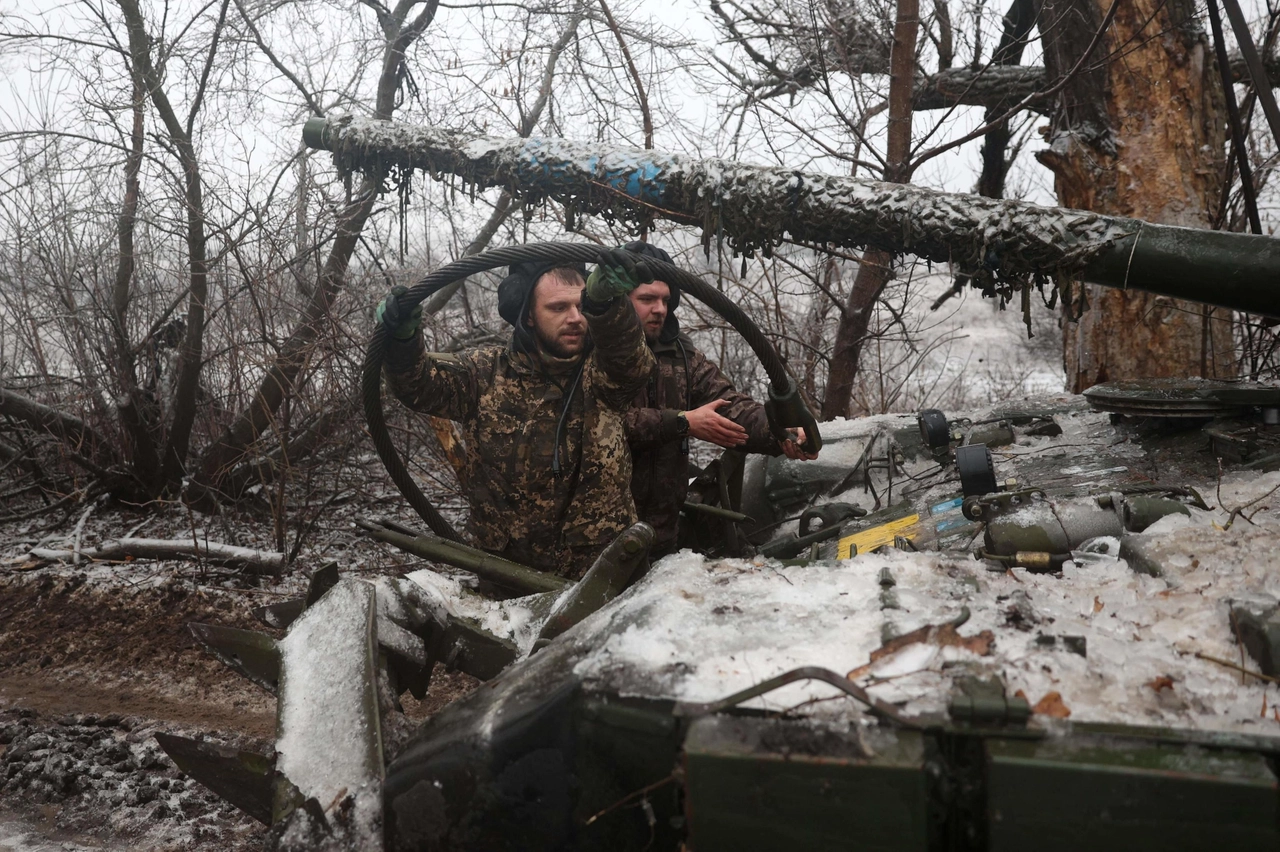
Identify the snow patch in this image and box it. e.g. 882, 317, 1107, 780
563, 516, 1280, 734
275, 580, 381, 806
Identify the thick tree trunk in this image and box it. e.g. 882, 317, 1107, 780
117, 0, 224, 491
1038, 0, 1235, 391
0, 388, 118, 467
112, 68, 161, 486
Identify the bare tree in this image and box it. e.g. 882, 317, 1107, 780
115, 0, 231, 491
191, 0, 443, 506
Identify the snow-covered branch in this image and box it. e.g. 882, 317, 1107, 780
30, 538, 285, 573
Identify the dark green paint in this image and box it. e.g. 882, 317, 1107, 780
986, 737, 1280, 851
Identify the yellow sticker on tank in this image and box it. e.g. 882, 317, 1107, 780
837, 514, 920, 559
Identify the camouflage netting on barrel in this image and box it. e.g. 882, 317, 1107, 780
304, 116, 1280, 319
309, 115, 1132, 287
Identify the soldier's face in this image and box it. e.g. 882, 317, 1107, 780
528, 273, 588, 357
629, 280, 670, 342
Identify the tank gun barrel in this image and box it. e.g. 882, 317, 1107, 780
303, 116, 1279, 317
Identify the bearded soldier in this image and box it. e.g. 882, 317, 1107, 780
377, 251, 655, 579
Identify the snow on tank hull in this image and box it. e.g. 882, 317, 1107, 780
379, 390, 1280, 849
170, 391, 1280, 849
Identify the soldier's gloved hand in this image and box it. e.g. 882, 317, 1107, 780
375, 285, 423, 340
585, 248, 653, 302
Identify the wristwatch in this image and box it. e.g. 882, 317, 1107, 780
674, 411, 690, 438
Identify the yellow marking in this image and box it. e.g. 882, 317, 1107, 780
838, 514, 921, 559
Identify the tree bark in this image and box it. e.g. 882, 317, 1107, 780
976, 0, 1040, 199
912, 52, 1280, 112
112, 66, 161, 486
1038, 0, 1235, 391
31, 538, 285, 573
821, 0, 918, 420
0, 388, 118, 467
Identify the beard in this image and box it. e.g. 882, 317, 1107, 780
534, 323, 586, 359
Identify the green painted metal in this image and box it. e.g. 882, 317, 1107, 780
187, 623, 280, 694
986, 737, 1280, 851
948, 677, 1032, 727
683, 716, 931, 851
1230, 600, 1280, 676
1121, 495, 1191, 532
680, 501, 752, 523
304, 561, 340, 605
1079, 216, 1280, 317
426, 615, 520, 681
357, 517, 567, 594
154, 733, 274, 825
533, 522, 654, 650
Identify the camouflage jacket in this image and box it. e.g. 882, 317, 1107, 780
625, 336, 777, 552
385, 297, 654, 579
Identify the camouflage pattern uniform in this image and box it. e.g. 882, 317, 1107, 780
626, 336, 778, 555
385, 297, 654, 580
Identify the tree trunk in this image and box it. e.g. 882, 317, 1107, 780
112, 67, 161, 487
1038, 0, 1235, 391
821, 0, 918, 420
192, 181, 380, 503
976, 0, 1039, 199
117, 0, 226, 491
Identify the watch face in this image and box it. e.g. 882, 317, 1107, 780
676, 414, 690, 436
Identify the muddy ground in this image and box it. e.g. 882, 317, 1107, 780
0, 498, 478, 852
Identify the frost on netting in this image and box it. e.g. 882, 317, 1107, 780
316, 115, 1135, 288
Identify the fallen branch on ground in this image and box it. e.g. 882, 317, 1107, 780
29, 538, 285, 574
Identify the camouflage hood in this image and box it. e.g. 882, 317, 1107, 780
497, 259, 589, 355
622, 241, 682, 343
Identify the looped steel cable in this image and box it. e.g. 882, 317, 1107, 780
366, 242, 801, 540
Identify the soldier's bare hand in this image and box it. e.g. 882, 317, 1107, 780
780, 427, 819, 461
685, 399, 749, 448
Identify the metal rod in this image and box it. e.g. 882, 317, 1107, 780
357, 519, 567, 594
673, 665, 919, 728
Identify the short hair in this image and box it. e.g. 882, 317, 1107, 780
540, 266, 585, 287
531, 266, 585, 308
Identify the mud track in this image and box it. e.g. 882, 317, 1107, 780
0, 570, 476, 850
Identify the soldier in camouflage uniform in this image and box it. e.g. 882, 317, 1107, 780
377, 252, 655, 580
621, 242, 818, 557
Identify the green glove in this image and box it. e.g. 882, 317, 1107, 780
375, 285, 423, 340
585, 248, 654, 302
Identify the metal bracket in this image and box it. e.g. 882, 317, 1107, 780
962, 488, 1047, 522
